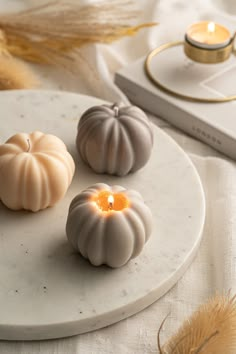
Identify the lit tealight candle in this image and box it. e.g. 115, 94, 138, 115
186, 21, 231, 49
66, 183, 152, 268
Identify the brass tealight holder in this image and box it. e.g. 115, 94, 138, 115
145, 22, 236, 103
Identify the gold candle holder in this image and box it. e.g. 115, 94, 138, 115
144, 22, 236, 103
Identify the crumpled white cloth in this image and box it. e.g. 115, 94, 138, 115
1, 0, 236, 353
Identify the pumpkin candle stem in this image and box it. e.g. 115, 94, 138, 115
26, 139, 30, 152
112, 104, 119, 117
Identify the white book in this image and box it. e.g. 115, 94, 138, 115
115, 42, 236, 160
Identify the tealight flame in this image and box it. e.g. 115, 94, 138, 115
108, 195, 114, 209
207, 22, 215, 34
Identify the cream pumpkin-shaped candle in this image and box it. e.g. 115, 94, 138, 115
76, 104, 153, 176
66, 183, 152, 268
0, 131, 75, 212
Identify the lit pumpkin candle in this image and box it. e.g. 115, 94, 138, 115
0, 131, 75, 212
186, 21, 231, 49
66, 183, 152, 268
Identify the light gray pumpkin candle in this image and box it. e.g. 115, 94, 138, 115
76, 104, 153, 176
66, 183, 152, 268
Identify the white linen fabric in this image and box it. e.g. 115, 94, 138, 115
0, 0, 236, 352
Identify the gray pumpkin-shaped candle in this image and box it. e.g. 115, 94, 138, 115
76, 104, 153, 176
66, 183, 152, 268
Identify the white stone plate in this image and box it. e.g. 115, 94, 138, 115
0, 90, 205, 340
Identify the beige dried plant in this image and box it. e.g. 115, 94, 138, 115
0, 0, 156, 69
158, 294, 236, 354
0, 55, 38, 90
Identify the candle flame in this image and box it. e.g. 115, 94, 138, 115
207, 22, 215, 33
108, 195, 114, 209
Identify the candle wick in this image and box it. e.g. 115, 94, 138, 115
207, 22, 215, 34
108, 194, 114, 210
27, 139, 30, 152
112, 103, 119, 117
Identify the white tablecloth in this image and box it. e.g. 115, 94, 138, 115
1, 0, 236, 352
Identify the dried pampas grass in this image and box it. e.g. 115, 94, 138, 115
0, 55, 38, 90
0, 0, 156, 69
159, 294, 236, 354
0, 0, 156, 89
